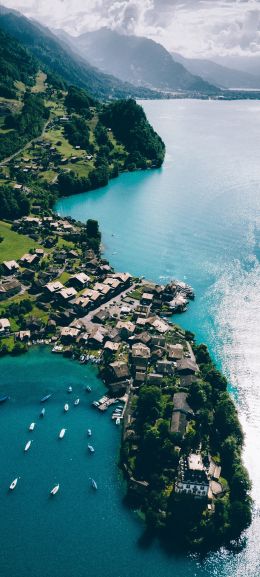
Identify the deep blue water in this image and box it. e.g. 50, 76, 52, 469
1, 100, 260, 576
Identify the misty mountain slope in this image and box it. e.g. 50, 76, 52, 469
171, 52, 260, 89
0, 7, 160, 99
60, 27, 218, 94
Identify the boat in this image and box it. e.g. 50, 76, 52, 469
40, 408, 45, 417
88, 444, 95, 453
64, 403, 69, 412
68, 386, 72, 393
29, 422, 36, 431
0, 395, 9, 404
92, 401, 99, 407
40, 394, 52, 403
59, 428, 66, 439
9, 478, 18, 490
86, 386, 92, 393
74, 398, 80, 406
24, 440, 32, 452
116, 417, 121, 425
90, 478, 97, 490
50, 484, 59, 495
87, 429, 92, 437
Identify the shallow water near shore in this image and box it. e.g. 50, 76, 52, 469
1, 100, 260, 576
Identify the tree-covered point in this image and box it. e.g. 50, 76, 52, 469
121, 339, 252, 550
101, 99, 165, 168
0, 28, 38, 98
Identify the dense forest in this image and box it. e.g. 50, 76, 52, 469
0, 185, 30, 220
0, 28, 38, 98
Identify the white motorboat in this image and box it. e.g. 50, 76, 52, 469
91, 478, 97, 490
64, 403, 69, 412
59, 428, 66, 439
29, 422, 36, 431
74, 398, 80, 406
9, 478, 18, 490
68, 386, 72, 393
115, 418, 121, 425
50, 484, 60, 495
88, 444, 95, 453
87, 429, 92, 437
24, 440, 32, 452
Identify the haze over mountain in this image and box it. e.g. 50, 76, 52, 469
0, 5, 161, 99
56, 27, 218, 95
171, 52, 260, 90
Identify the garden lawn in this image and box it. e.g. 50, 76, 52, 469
0, 221, 41, 261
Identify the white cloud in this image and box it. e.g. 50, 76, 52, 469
2, 0, 260, 57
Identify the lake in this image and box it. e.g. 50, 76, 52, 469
1, 100, 260, 576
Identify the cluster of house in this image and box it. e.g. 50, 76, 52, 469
9, 116, 95, 190
45, 271, 132, 316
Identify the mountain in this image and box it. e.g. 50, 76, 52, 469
0, 6, 160, 100
171, 52, 260, 90
58, 27, 218, 95
212, 55, 260, 79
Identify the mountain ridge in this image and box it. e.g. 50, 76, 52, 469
171, 52, 260, 89
56, 27, 219, 95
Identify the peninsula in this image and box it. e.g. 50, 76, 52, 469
0, 16, 252, 553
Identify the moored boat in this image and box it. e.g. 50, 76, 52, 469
40, 408, 45, 417
87, 429, 92, 437
0, 395, 9, 404
116, 417, 121, 425
90, 478, 97, 490
40, 394, 52, 403
29, 422, 36, 431
74, 398, 80, 406
59, 428, 66, 439
9, 478, 18, 490
50, 484, 59, 495
64, 403, 69, 412
68, 386, 72, 393
24, 440, 32, 452
86, 386, 92, 393
88, 444, 95, 453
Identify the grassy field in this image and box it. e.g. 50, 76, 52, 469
0, 221, 41, 261
44, 127, 85, 159
31, 71, 47, 93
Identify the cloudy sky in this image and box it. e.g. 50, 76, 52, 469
2, 0, 260, 58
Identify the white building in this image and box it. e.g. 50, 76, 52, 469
175, 454, 209, 498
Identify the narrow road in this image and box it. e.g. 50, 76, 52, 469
0, 119, 51, 166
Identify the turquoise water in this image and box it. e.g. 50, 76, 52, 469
1, 100, 260, 576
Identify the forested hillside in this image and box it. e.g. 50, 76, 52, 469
0, 8, 161, 100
